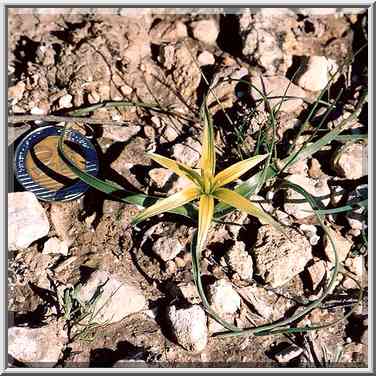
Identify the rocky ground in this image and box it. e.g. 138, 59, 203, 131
8, 8, 368, 368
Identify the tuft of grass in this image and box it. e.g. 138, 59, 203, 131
58, 282, 112, 342
57, 42, 367, 340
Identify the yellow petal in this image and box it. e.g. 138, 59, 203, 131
148, 153, 203, 188
213, 154, 268, 189
213, 187, 285, 234
132, 186, 200, 225
200, 101, 215, 176
197, 194, 214, 253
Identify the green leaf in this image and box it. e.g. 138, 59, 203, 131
57, 126, 198, 220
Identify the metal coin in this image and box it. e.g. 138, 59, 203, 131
14, 125, 99, 201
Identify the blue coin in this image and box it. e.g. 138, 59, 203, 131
14, 125, 99, 201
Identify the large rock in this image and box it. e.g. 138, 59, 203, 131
76, 270, 147, 324
8, 192, 50, 251
240, 10, 295, 75
249, 76, 307, 114
8, 321, 67, 365
237, 284, 294, 322
167, 304, 208, 352
253, 225, 312, 288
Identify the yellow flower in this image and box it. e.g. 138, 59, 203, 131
132, 102, 283, 254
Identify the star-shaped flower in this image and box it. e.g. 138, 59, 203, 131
132, 103, 283, 253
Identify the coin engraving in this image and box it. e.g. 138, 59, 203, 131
25, 135, 86, 190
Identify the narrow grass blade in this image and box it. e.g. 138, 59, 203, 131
213, 154, 268, 189
214, 91, 367, 218
148, 152, 203, 188
304, 199, 368, 215
283, 90, 367, 171
333, 134, 367, 142
213, 187, 284, 234
200, 100, 216, 176
131, 186, 200, 225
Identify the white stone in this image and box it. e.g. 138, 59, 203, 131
8, 321, 67, 364
191, 19, 219, 45
149, 20, 188, 43
284, 174, 331, 219
152, 236, 185, 262
298, 56, 338, 92
208, 279, 241, 315
8, 192, 50, 251
333, 142, 368, 180
167, 305, 208, 352
42, 237, 69, 256
226, 241, 253, 281
30, 106, 47, 115
76, 270, 147, 324
300, 224, 320, 246
197, 50, 215, 66
168, 175, 193, 195
58, 94, 73, 109
172, 138, 201, 167
50, 203, 75, 247
120, 84, 133, 96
